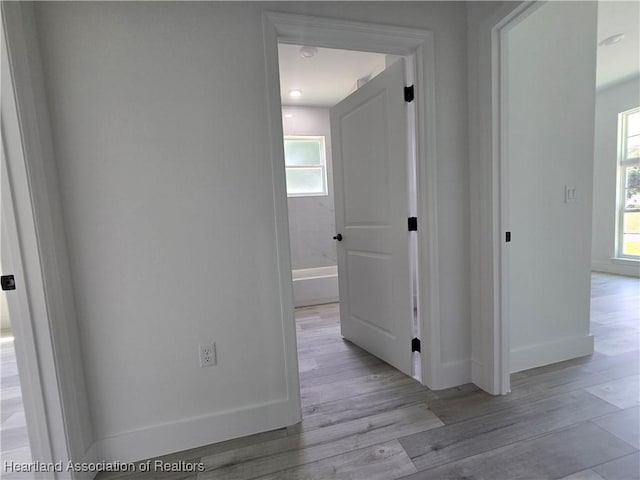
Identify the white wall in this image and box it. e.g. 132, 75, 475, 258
32, 1, 470, 463
592, 76, 640, 276
34, 2, 294, 461
506, 2, 597, 372
282, 107, 337, 270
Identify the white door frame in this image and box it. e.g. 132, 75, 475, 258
2, 3, 94, 475
1, 6, 71, 469
1, 110, 58, 468
262, 12, 443, 398
489, 1, 546, 394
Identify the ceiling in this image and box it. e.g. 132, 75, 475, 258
278, 3, 638, 104
278, 44, 387, 107
596, 1, 639, 88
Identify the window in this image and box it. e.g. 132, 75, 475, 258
617, 108, 640, 258
284, 136, 327, 197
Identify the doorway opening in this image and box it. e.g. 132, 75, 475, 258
277, 39, 422, 386
494, 1, 601, 394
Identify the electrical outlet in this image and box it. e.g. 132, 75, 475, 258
199, 343, 216, 367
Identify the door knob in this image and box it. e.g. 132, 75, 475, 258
333, 233, 343, 241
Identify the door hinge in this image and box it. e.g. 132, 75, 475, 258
404, 85, 415, 103
411, 337, 421, 353
506, 231, 511, 242
1, 275, 16, 291
408, 217, 418, 231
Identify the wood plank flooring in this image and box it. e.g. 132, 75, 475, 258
0, 336, 31, 470
4, 273, 639, 479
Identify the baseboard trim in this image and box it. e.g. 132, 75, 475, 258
88, 397, 297, 464
293, 296, 339, 308
510, 334, 594, 373
592, 261, 640, 277
292, 274, 339, 308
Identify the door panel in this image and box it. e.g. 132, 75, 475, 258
341, 92, 391, 225
331, 59, 413, 376
346, 251, 393, 333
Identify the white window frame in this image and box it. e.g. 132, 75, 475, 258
283, 135, 328, 197
616, 107, 640, 260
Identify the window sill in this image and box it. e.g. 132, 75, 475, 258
611, 257, 640, 266
288, 193, 329, 198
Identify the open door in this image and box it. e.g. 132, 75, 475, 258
331, 59, 414, 376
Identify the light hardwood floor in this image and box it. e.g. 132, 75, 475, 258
0, 335, 31, 470
3, 273, 639, 479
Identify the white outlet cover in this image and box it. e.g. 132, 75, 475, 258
199, 343, 216, 367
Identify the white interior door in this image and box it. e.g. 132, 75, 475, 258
331, 59, 413, 376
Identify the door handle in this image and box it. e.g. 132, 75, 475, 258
333, 233, 343, 241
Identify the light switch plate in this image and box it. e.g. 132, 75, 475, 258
565, 185, 577, 203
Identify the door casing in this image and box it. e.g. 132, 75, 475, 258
262, 12, 443, 417
1, 3, 73, 472
2, 2, 97, 473
491, 1, 546, 395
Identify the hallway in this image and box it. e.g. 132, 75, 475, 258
3, 273, 638, 479
97, 272, 639, 479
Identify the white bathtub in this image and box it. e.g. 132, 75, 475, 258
291, 266, 339, 307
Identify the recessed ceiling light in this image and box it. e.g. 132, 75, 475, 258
284, 113, 293, 118
300, 46, 318, 59
599, 33, 625, 47
289, 89, 302, 98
